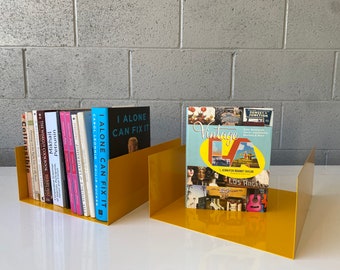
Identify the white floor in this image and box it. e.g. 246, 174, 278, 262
0, 166, 339, 270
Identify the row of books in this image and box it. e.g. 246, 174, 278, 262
21, 106, 150, 222
185, 106, 273, 212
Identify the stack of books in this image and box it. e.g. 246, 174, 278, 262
21, 106, 150, 222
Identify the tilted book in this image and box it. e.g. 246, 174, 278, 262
185, 106, 273, 212
92, 106, 150, 221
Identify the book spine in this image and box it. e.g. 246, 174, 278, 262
26, 111, 40, 200
64, 112, 83, 215
32, 110, 44, 202
55, 111, 70, 209
78, 111, 95, 218
92, 107, 109, 222
71, 113, 89, 217
45, 111, 65, 207
37, 111, 53, 204
59, 111, 76, 213
21, 113, 33, 199
62, 111, 82, 215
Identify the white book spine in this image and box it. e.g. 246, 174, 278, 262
71, 113, 89, 216
77, 111, 95, 218
32, 110, 44, 202
45, 111, 64, 207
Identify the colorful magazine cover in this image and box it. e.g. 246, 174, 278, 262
185, 106, 273, 212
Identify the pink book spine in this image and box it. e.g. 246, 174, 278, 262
66, 112, 83, 216
59, 111, 76, 213
70, 149, 83, 215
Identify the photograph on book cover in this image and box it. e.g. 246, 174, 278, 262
185, 106, 273, 212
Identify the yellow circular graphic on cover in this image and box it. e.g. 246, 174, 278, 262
200, 137, 265, 178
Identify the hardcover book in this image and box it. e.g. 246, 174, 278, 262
92, 106, 151, 221
71, 111, 90, 217
25, 111, 40, 200
21, 113, 33, 199
59, 110, 83, 215
185, 106, 273, 212
45, 111, 69, 208
32, 110, 44, 202
37, 110, 54, 204
77, 110, 95, 218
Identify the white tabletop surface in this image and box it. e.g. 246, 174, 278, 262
0, 166, 339, 270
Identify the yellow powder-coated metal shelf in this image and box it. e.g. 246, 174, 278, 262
16, 138, 182, 225
16, 138, 314, 258
148, 144, 315, 259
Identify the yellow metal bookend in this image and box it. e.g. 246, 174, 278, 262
107, 138, 181, 224
16, 138, 182, 225
149, 144, 315, 259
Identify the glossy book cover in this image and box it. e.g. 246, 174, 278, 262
185, 106, 273, 212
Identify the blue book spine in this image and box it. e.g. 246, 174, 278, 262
92, 107, 109, 222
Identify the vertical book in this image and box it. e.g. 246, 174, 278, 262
71, 111, 90, 217
77, 110, 95, 218
185, 106, 273, 212
91, 106, 150, 221
25, 111, 40, 200
59, 110, 83, 215
37, 110, 54, 204
21, 113, 33, 199
45, 111, 69, 208
32, 110, 45, 202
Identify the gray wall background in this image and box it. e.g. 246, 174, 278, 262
1, 0, 340, 166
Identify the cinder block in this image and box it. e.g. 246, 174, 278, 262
26, 48, 129, 99
0, 148, 16, 166
234, 50, 334, 100
287, 0, 340, 48
324, 150, 340, 165
271, 149, 326, 165
77, 0, 179, 47
80, 99, 137, 108
138, 101, 182, 146
0, 99, 79, 149
0, 0, 74, 46
281, 102, 340, 149
0, 49, 25, 98
131, 50, 232, 100
182, 0, 285, 48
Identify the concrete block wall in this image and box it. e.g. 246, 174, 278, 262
1, 0, 340, 166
